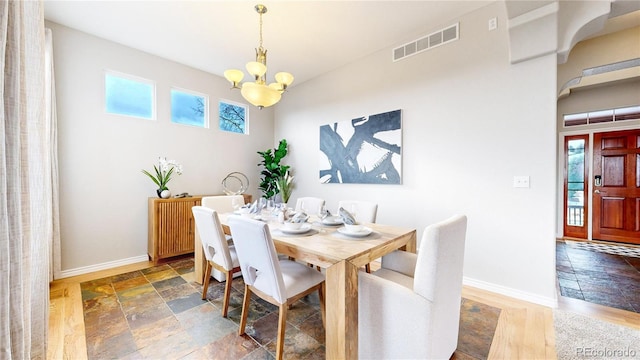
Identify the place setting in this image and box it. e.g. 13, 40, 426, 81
331, 207, 377, 240
272, 210, 318, 237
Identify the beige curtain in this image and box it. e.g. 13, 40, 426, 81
1, 1, 53, 358
45, 28, 61, 281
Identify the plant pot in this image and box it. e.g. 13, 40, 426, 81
157, 189, 171, 199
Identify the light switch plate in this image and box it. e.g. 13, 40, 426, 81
488, 17, 497, 31
513, 176, 530, 188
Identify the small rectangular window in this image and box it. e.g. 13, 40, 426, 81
563, 113, 588, 127
563, 105, 640, 127
614, 105, 640, 121
105, 71, 155, 119
219, 100, 248, 134
588, 109, 614, 124
171, 88, 208, 128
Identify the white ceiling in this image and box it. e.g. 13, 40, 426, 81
43, 1, 494, 87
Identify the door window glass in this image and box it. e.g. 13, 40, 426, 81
567, 139, 585, 227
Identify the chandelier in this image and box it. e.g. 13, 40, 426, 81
224, 4, 294, 109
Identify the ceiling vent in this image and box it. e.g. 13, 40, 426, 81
393, 23, 459, 62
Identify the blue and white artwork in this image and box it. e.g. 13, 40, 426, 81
319, 109, 402, 184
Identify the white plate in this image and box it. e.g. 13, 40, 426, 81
322, 217, 343, 226
337, 226, 373, 237
280, 223, 312, 234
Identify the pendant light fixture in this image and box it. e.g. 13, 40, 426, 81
224, 4, 294, 109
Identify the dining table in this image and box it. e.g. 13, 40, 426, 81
197, 212, 417, 359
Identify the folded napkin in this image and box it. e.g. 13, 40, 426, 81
290, 211, 309, 223
338, 207, 356, 225
249, 200, 259, 214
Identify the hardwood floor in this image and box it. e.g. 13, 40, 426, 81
47, 258, 640, 360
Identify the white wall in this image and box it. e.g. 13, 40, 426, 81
49, 22, 274, 274
275, 2, 558, 305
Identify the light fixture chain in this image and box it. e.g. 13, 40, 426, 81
259, 9, 263, 49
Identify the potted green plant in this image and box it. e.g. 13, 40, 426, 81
257, 139, 290, 200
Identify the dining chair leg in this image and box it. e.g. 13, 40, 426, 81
365, 263, 371, 273
276, 303, 288, 360
238, 285, 252, 336
221, 269, 233, 317
201, 262, 212, 300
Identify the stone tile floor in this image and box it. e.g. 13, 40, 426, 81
81, 256, 500, 359
556, 240, 640, 313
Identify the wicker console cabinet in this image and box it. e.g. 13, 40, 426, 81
148, 195, 206, 264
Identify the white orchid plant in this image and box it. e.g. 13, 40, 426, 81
142, 157, 183, 191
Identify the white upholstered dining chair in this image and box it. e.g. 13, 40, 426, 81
295, 197, 325, 215
337, 199, 378, 224
201, 195, 245, 214
358, 214, 468, 359
338, 200, 378, 272
228, 216, 326, 360
200, 195, 244, 282
191, 206, 240, 317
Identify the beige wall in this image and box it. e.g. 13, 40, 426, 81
275, 2, 558, 305
558, 25, 640, 91
49, 22, 274, 274
558, 79, 640, 126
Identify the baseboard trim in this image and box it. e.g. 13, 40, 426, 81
464, 276, 558, 308
58, 255, 149, 279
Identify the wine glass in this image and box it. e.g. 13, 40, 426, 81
312, 204, 327, 232
257, 198, 267, 213
350, 204, 359, 223
317, 204, 328, 223
265, 199, 276, 221
266, 199, 275, 212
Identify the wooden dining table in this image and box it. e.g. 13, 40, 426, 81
196, 214, 417, 359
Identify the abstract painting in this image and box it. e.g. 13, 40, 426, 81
319, 109, 402, 184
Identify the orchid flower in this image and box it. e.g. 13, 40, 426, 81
142, 157, 183, 191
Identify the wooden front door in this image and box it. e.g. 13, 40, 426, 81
592, 129, 640, 244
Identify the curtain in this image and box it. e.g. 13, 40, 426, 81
45, 28, 61, 281
1, 1, 52, 358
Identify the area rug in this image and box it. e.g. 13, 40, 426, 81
554, 310, 640, 360
81, 257, 501, 359
565, 240, 640, 258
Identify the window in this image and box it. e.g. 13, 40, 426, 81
171, 88, 208, 127
563, 105, 640, 127
219, 100, 248, 134
105, 71, 155, 119
564, 135, 588, 239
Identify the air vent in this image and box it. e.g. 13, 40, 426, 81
393, 23, 459, 62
